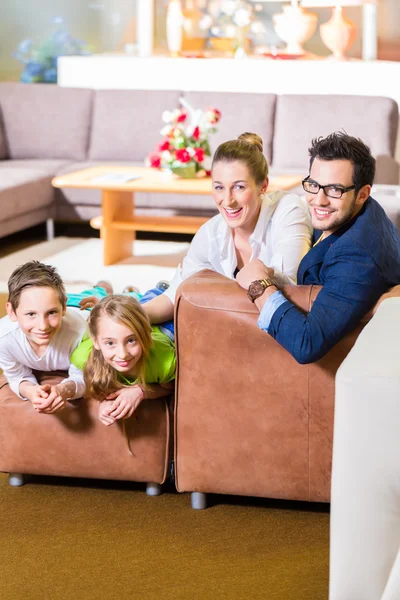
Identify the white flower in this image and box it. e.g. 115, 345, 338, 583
161, 150, 172, 162
161, 124, 173, 136
162, 110, 174, 123
221, 1, 237, 17
201, 155, 212, 170
233, 8, 252, 28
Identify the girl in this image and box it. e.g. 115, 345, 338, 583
70, 295, 175, 426
140, 132, 313, 325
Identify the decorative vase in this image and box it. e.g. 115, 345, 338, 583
320, 6, 356, 60
182, 0, 207, 52
272, 4, 317, 55
166, 0, 184, 57
170, 163, 197, 178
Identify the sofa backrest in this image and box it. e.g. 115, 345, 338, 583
272, 94, 399, 173
89, 89, 182, 161
0, 83, 93, 160
183, 91, 276, 165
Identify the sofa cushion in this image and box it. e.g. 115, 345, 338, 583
184, 91, 276, 165
89, 90, 181, 161
0, 167, 54, 222
0, 158, 72, 175
272, 95, 399, 172
0, 83, 93, 160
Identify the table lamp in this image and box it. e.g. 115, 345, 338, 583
272, 0, 318, 55
301, 0, 378, 60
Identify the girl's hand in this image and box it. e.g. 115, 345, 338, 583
98, 400, 116, 427
105, 386, 145, 421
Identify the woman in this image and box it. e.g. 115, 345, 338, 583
143, 132, 313, 324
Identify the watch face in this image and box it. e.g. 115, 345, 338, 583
248, 280, 264, 299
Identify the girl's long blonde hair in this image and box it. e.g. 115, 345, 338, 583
84, 295, 152, 400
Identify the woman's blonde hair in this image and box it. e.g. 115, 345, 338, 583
211, 132, 268, 185
84, 295, 152, 400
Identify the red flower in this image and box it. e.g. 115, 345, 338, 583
177, 111, 187, 123
148, 152, 161, 168
192, 126, 200, 140
175, 148, 191, 163
193, 147, 205, 163
206, 107, 222, 124
158, 139, 170, 152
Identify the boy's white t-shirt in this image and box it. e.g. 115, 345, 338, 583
0, 307, 88, 399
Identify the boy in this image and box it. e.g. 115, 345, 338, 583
0, 261, 88, 414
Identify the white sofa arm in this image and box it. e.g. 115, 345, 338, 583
330, 298, 400, 600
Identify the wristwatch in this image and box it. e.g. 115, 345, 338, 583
247, 278, 275, 303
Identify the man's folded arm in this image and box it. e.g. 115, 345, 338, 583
258, 247, 387, 364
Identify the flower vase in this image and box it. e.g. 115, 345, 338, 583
170, 163, 197, 179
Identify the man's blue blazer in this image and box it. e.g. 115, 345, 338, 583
267, 197, 400, 363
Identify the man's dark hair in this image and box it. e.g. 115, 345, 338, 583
308, 131, 376, 195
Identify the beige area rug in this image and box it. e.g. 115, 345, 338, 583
0, 237, 190, 295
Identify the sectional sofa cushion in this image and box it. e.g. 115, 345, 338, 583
184, 91, 276, 165
0, 167, 54, 221
89, 90, 182, 161
272, 95, 399, 172
0, 83, 93, 160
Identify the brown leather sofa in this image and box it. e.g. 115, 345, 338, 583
173, 271, 371, 509
0, 372, 171, 495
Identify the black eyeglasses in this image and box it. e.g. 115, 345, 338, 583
302, 176, 356, 199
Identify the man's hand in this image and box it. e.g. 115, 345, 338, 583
236, 259, 275, 291
100, 386, 145, 424
79, 295, 100, 310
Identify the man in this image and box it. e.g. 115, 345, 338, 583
237, 131, 400, 364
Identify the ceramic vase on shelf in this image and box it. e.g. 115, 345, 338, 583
182, 0, 207, 52
320, 5, 356, 60
166, 0, 184, 56
272, 0, 317, 56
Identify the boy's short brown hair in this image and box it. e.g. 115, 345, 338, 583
8, 261, 67, 311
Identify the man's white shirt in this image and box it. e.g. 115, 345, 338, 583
0, 307, 88, 399
164, 191, 313, 303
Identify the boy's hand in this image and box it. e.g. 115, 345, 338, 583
105, 386, 145, 421
98, 400, 116, 427
26, 384, 51, 411
79, 295, 100, 310
41, 384, 67, 413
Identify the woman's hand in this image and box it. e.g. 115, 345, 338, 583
104, 386, 145, 421
236, 259, 275, 290
79, 295, 100, 310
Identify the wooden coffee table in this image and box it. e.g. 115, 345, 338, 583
52, 166, 302, 266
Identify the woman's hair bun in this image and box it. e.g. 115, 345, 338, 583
237, 132, 263, 153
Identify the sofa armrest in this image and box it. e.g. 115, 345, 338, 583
176, 269, 321, 314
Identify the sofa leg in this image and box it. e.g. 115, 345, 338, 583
146, 482, 162, 497
191, 492, 207, 510
9, 473, 25, 487
46, 218, 55, 241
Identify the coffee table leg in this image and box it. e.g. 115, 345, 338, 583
102, 189, 135, 266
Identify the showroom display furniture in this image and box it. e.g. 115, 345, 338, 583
330, 295, 400, 600
0, 82, 398, 240
173, 271, 375, 509
0, 372, 172, 495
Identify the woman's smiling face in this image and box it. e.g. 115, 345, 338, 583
212, 160, 268, 233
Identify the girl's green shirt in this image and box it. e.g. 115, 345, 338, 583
70, 327, 176, 385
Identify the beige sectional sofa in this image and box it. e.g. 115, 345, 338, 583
0, 82, 398, 240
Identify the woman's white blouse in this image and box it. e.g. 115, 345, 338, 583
164, 191, 313, 303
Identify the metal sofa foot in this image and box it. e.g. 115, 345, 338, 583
146, 482, 162, 496
191, 492, 207, 510
46, 218, 55, 241
9, 473, 25, 487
